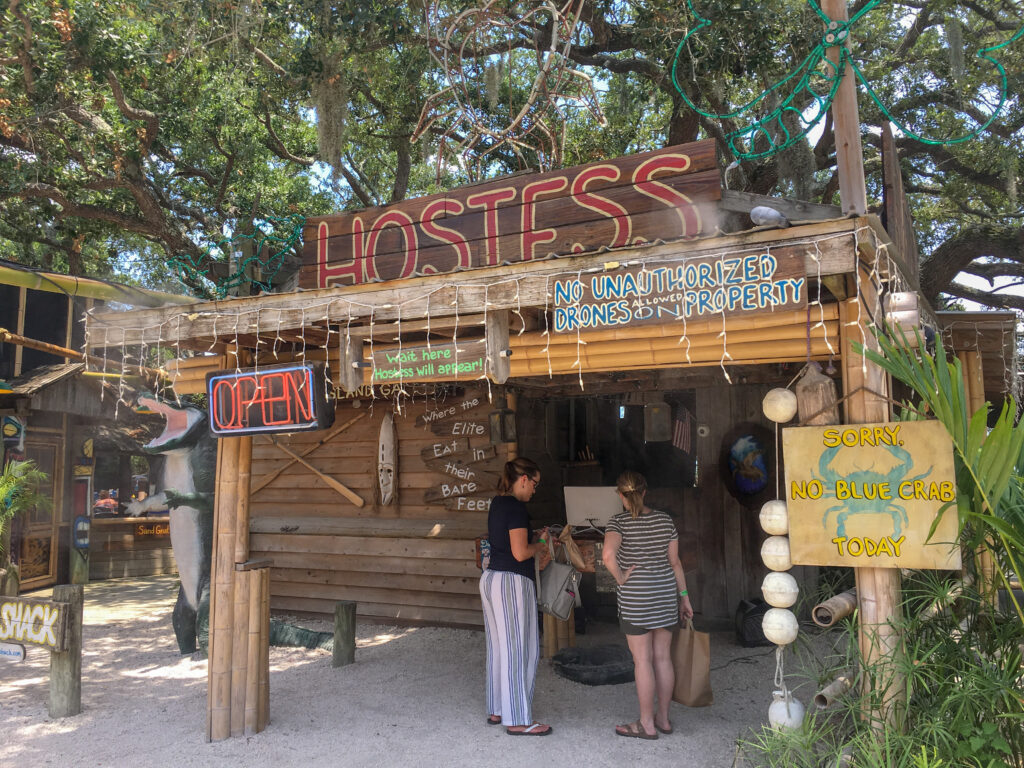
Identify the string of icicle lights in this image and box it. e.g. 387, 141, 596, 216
83, 226, 937, 410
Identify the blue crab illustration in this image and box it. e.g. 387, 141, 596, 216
813, 443, 931, 538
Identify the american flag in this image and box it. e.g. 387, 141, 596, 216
672, 408, 692, 454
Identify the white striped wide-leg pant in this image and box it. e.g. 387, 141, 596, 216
479, 569, 539, 727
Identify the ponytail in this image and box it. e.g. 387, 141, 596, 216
616, 470, 648, 519
498, 456, 540, 494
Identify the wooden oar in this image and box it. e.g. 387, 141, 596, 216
251, 411, 367, 493
263, 436, 365, 508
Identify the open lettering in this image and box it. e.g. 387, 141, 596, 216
209, 366, 318, 434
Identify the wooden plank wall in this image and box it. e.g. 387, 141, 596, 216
695, 384, 817, 624
249, 387, 502, 628
89, 517, 177, 580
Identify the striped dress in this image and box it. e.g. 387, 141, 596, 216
606, 509, 679, 630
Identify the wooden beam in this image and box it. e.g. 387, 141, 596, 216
720, 189, 842, 222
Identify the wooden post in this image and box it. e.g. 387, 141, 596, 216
839, 292, 903, 728
543, 613, 558, 658
49, 585, 83, 718
333, 600, 357, 667
821, 0, 868, 216
485, 310, 511, 384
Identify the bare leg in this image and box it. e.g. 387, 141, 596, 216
625, 632, 657, 736
651, 627, 675, 731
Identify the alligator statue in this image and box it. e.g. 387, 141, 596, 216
125, 395, 215, 656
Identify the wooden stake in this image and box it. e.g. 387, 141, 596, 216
49, 585, 83, 718
333, 600, 357, 667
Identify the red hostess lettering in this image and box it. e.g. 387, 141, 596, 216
365, 210, 419, 280
317, 220, 364, 286
520, 176, 568, 260
466, 187, 516, 265
633, 154, 701, 237
571, 165, 629, 248
421, 199, 471, 269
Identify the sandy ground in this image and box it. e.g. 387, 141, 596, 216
0, 576, 823, 768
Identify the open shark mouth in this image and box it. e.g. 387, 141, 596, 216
138, 395, 207, 453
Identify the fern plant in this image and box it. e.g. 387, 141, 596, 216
0, 459, 52, 565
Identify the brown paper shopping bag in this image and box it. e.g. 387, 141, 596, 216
671, 618, 713, 707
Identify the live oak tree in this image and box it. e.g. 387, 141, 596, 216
1, 0, 1021, 310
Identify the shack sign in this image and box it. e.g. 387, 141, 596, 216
782, 420, 961, 569
0, 596, 70, 651
303, 140, 720, 288
553, 247, 806, 333
206, 363, 334, 437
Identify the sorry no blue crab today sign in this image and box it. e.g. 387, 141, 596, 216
782, 421, 960, 570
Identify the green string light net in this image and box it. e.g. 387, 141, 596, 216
167, 214, 305, 299
670, 0, 1024, 162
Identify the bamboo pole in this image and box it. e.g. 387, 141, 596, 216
258, 566, 271, 732
244, 568, 262, 735
814, 675, 854, 709
234, 436, 253, 564
207, 435, 236, 741
840, 292, 904, 730
0, 327, 164, 382
230, 561, 251, 736
812, 589, 858, 628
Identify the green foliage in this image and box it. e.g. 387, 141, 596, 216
859, 327, 1024, 621
0, 460, 51, 558
740, 576, 1024, 768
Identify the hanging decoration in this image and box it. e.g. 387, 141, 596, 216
670, 0, 1024, 161
413, 0, 606, 179
167, 214, 305, 299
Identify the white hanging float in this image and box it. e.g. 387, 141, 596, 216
762, 607, 799, 645
759, 499, 789, 535
761, 571, 799, 608
762, 388, 798, 423
760, 535, 792, 571
768, 688, 806, 730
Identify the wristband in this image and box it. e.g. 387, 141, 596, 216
679, 589, 688, 597
537, 538, 547, 544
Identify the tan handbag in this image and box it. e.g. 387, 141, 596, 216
671, 618, 713, 707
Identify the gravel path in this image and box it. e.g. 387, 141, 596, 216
1, 576, 816, 768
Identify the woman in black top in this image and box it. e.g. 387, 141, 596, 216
479, 457, 552, 736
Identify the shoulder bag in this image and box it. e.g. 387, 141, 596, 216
535, 538, 580, 621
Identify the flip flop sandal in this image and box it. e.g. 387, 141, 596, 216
656, 722, 674, 735
506, 723, 553, 736
486, 715, 502, 726
615, 721, 658, 740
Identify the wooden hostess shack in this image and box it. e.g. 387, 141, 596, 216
83, 139, 1016, 739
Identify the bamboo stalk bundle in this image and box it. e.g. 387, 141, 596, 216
230, 562, 251, 736
244, 568, 263, 735
814, 674, 854, 709
258, 566, 270, 732
812, 588, 858, 628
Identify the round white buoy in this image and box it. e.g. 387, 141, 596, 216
762, 571, 799, 608
759, 500, 789, 535
768, 689, 805, 730
761, 535, 792, 571
762, 388, 798, 423
762, 607, 799, 645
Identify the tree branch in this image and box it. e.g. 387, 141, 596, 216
920, 224, 1024, 303
105, 71, 160, 153
942, 280, 1024, 312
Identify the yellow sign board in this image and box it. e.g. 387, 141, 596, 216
782, 420, 961, 569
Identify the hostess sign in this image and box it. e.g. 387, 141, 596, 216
553, 248, 805, 332
206, 363, 334, 437
782, 420, 960, 570
0, 597, 70, 651
302, 140, 721, 288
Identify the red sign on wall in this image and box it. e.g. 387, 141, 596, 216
206, 363, 334, 437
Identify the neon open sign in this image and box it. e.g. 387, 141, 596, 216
206, 363, 334, 437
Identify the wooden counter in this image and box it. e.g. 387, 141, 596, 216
89, 516, 177, 580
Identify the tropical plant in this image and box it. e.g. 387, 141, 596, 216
860, 327, 1024, 624
0, 459, 51, 571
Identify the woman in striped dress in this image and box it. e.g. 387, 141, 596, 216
603, 470, 693, 740
479, 457, 552, 736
